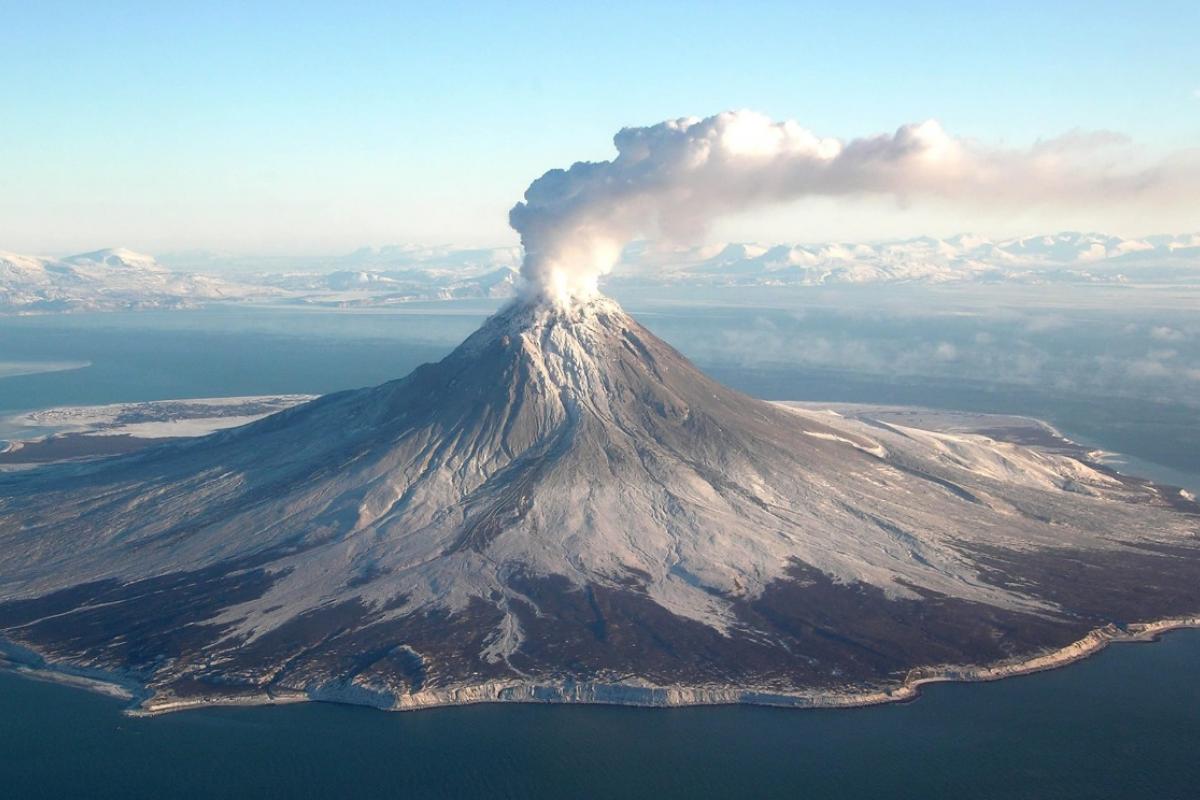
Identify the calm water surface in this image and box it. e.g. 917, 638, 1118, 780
2, 631, 1199, 799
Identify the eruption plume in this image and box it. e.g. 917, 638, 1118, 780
509, 110, 1195, 305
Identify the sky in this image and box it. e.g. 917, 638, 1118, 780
2, 0, 1198, 256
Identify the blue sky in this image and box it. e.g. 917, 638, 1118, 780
3, 1, 1197, 254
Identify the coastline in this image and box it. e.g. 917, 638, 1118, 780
0, 639, 151, 706
4, 615, 1198, 718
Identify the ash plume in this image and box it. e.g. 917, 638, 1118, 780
509, 110, 1196, 305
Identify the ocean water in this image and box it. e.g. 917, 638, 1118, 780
1, 297, 1198, 797
2, 631, 1199, 799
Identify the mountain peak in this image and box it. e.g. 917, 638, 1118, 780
479, 292, 627, 338
62, 247, 165, 272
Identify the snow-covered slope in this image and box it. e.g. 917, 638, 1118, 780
0, 248, 269, 313
1, 293, 1197, 712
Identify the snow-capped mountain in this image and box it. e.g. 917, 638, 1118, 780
1, 293, 1197, 713
61, 247, 170, 274
0, 248, 269, 313
617, 231, 1200, 287
260, 265, 518, 306
339, 244, 522, 271
4, 233, 1197, 314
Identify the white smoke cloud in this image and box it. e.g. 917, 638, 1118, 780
509, 110, 1198, 305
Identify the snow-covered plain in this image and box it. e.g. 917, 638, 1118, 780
3, 395, 315, 443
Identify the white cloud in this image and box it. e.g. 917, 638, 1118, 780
1151, 326, 1187, 342
1128, 359, 1171, 379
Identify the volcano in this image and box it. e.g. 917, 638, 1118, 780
2, 295, 1199, 712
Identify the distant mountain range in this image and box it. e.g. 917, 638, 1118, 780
620, 231, 1200, 287
0, 246, 520, 313
3, 233, 1198, 313
0, 248, 268, 313
256, 264, 519, 306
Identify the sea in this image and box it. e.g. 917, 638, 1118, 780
0, 292, 1197, 798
